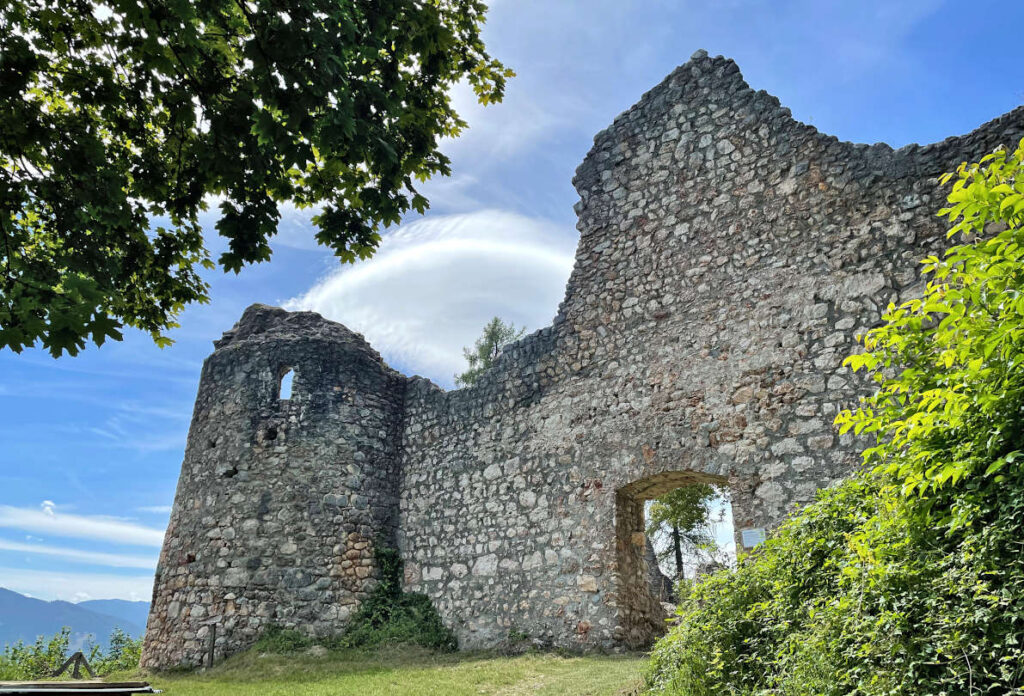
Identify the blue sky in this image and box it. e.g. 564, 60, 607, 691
1, 0, 1021, 602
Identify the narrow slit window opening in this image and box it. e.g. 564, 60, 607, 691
279, 369, 294, 400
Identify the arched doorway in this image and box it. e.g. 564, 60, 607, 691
615, 470, 733, 648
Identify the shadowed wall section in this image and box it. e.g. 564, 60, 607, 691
143, 51, 1024, 668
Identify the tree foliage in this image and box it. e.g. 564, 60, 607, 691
0, 0, 512, 356
454, 316, 525, 387
645, 140, 1024, 695
837, 140, 1024, 496
644, 483, 719, 580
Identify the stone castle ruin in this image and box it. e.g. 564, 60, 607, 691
141, 51, 1024, 669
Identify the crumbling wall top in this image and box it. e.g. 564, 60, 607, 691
574, 49, 1024, 198
213, 303, 392, 368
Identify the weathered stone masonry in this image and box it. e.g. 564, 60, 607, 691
142, 51, 1024, 668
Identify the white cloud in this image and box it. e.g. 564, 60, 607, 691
109, 431, 186, 454
135, 505, 172, 515
0, 539, 157, 569
445, 79, 573, 161
285, 210, 576, 386
416, 173, 487, 214
0, 567, 153, 603
0, 505, 165, 548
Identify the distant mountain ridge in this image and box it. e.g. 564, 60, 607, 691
0, 588, 148, 651
77, 598, 151, 633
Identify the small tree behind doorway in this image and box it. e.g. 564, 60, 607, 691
645, 483, 726, 582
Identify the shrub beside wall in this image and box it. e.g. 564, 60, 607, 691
0, 628, 142, 680
647, 142, 1024, 695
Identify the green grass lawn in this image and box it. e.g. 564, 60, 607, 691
139, 648, 645, 695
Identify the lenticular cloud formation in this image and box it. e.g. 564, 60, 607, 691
285, 210, 577, 386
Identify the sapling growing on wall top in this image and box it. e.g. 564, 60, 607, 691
455, 317, 526, 387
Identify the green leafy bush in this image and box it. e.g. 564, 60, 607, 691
647, 468, 1024, 694
89, 628, 143, 675
646, 142, 1024, 695
0, 628, 72, 681
335, 544, 457, 651
0, 628, 142, 680
837, 140, 1024, 496
338, 588, 458, 652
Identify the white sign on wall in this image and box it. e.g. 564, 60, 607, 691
740, 527, 767, 549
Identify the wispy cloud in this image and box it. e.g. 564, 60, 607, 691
76, 398, 190, 452
32, 422, 187, 454
444, 79, 577, 161
0, 504, 165, 548
104, 430, 186, 454
0, 567, 154, 603
112, 402, 192, 423
135, 505, 172, 515
285, 210, 576, 385
0, 538, 157, 569
12, 355, 196, 384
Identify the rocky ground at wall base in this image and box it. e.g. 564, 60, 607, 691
126, 646, 645, 695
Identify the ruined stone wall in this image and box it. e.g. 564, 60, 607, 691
396, 50, 1023, 650
143, 52, 1023, 669
142, 306, 407, 668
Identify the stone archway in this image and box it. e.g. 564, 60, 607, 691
615, 470, 730, 648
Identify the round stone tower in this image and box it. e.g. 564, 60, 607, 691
142, 304, 407, 669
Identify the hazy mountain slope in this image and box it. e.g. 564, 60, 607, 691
78, 599, 151, 633
0, 588, 147, 651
